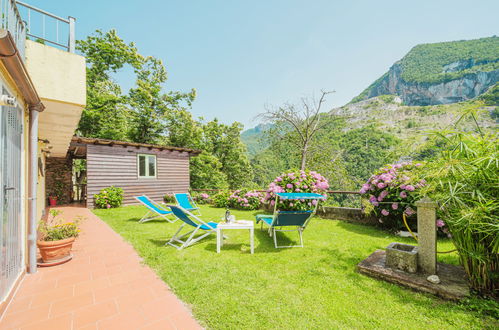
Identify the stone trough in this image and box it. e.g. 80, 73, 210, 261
357, 249, 469, 300
385, 242, 418, 273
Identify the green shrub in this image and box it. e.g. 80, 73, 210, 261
479, 83, 498, 106
94, 186, 124, 209
164, 193, 176, 203
378, 94, 396, 103
421, 131, 498, 296
406, 120, 417, 128
212, 191, 231, 208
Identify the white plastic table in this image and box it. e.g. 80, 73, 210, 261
216, 220, 254, 254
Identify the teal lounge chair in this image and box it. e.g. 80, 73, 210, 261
166, 205, 219, 250
174, 193, 201, 215
256, 192, 325, 248
135, 195, 177, 223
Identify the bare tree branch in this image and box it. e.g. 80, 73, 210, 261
257, 90, 335, 170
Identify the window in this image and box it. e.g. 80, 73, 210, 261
137, 154, 156, 178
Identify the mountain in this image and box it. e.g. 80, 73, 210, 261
242, 86, 497, 157
352, 36, 499, 105
240, 123, 273, 156
331, 93, 497, 140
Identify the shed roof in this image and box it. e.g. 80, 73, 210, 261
71, 136, 202, 155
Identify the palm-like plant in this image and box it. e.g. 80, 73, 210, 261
421, 107, 498, 296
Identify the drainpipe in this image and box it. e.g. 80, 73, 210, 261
0, 29, 45, 274
28, 107, 39, 274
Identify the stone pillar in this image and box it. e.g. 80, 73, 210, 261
415, 197, 437, 275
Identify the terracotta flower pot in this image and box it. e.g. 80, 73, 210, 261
49, 197, 57, 206
37, 237, 75, 263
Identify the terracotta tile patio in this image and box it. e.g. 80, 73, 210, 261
0, 206, 202, 330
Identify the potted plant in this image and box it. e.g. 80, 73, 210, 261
49, 179, 66, 206
48, 196, 58, 206
37, 210, 80, 263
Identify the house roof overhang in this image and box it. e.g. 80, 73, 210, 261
70, 136, 202, 156
0, 29, 44, 111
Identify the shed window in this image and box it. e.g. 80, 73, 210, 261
138, 154, 156, 178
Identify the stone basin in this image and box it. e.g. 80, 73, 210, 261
386, 242, 418, 273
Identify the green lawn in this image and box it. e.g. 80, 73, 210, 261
94, 205, 497, 329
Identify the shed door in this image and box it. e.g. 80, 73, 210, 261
0, 104, 23, 302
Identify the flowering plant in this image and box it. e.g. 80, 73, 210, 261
193, 192, 211, 204
436, 218, 451, 238
228, 190, 262, 210
38, 210, 81, 241
94, 186, 124, 209
265, 170, 328, 211
163, 193, 176, 203
360, 162, 425, 228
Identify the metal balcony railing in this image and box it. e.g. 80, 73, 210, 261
0, 0, 26, 58
15, 1, 75, 53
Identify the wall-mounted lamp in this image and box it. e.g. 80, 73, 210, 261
0, 95, 17, 107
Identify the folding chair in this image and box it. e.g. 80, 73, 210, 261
135, 195, 177, 223
174, 193, 201, 215
166, 205, 219, 250
255, 192, 325, 248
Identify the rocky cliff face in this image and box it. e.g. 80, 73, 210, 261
366, 62, 499, 106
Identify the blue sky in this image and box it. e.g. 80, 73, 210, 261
24, 0, 499, 129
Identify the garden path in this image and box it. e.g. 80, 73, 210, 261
0, 206, 201, 330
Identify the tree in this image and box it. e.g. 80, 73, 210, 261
202, 120, 253, 188
164, 110, 203, 149
77, 29, 254, 190
128, 57, 196, 143
76, 29, 196, 143
76, 30, 142, 139
339, 125, 400, 183
259, 90, 334, 170
189, 152, 228, 189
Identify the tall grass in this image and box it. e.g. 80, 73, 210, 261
421, 124, 498, 296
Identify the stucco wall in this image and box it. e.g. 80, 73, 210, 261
24, 40, 86, 158
24, 40, 86, 106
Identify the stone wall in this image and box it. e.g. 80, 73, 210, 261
317, 207, 379, 225
45, 157, 72, 205
261, 203, 379, 226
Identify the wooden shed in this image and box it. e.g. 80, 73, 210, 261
68, 136, 201, 208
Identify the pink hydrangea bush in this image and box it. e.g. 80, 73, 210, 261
228, 190, 262, 210
194, 192, 211, 204
360, 162, 426, 228
436, 218, 451, 238
266, 170, 328, 211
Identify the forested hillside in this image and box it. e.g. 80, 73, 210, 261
244, 84, 497, 190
